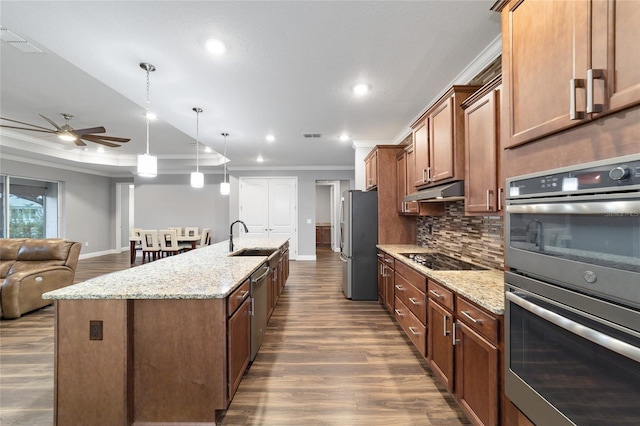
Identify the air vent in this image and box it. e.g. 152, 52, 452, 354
303, 133, 322, 139
1, 27, 44, 53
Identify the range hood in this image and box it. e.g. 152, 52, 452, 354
404, 181, 464, 203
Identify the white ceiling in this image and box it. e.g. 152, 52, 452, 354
0, 1, 501, 177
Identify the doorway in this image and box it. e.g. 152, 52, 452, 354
115, 183, 134, 252
315, 180, 341, 253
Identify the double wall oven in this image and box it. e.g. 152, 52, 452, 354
504, 154, 640, 425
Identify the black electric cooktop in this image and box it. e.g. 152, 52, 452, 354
400, 253, 488, 271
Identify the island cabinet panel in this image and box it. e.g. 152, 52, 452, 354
228, 296, 251, 400
54, 299, 131, 426
500, 0, 640, 149
133, 299, 227, 423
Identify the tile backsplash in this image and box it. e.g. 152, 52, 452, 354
416, 201, 504, 270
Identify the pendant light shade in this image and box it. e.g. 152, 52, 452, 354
220, 132, 230, 195
190, 171, 204, 188
137, 153, 157, 177
137, 62, 157, 177
190, 107, 204, 188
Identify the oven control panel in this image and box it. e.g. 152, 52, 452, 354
507, 154, 640, 198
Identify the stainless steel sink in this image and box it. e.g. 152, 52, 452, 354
229, 248, 278, 257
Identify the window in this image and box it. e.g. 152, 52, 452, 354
1, 176, 59, 238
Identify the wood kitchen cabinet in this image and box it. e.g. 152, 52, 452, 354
394, 261, 427, 357
455, 298, 500, 426
365, 145, 416, 244
427, 281, 455, 391
397, 143, 445, 217
315, 225, 331, 246
462, 77, 503, 215
498, 0, 640, 148
377, 250, 395, 313
364, 148, 378, 190
227, 279, 251, 399
412, 85, 480, 188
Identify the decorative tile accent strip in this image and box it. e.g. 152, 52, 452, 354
416, 201, 504, 270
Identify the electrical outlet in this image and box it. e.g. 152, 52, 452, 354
85, 241, 89, 247
89, 320, 103, 340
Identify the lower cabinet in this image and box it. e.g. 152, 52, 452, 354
227, 290, 251, 399
377, 250, 395, 313
394, 297, 427, 357
427, 298, 454, 392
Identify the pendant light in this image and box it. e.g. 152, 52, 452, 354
220, 132, 230, 195
137, 62, 157, 177
190, 107, 204, 188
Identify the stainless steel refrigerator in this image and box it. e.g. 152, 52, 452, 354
339, 190, 378, 300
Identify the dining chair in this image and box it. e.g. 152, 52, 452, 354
197, 228, 211, 248
184, 227, 199, 237
159, 229, 183, 257
167, 227, 182, 237
129, 228, 143, 262
140, 230, 161, 263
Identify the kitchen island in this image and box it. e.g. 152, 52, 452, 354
43, 237, 289, 426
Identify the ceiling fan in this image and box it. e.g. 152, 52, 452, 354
0, 113, 130, 148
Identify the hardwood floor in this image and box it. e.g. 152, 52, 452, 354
1, 248, 469, 425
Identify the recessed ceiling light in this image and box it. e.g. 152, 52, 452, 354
256, 155, 264, 162
204, 146, 212, 153
97, 147, 105, 153
352, 83, 371, 96
146, 111, 157, 120
266, 134, 275, 142
205, 39, 226, 55
339, 133, 350, 142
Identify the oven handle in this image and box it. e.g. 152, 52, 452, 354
506, 200, 640, 215
506, 291, 640, 363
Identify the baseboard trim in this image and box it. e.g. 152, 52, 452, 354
79, 249, 119, 260
296, 255, 317, 261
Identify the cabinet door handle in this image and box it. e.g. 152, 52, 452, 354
408, 297, 419, 305
426, 167, 431, 182
238, 290, 249, 299
408, 326, 419, 336
587, 69, 604, 113
486, 189, 491, 210
443, 314, 450, 336
385, 258, 393, 264
429, 289, 443, 299
452, 322, 458, 346
497, 188, 503, 211
377, 253, 384, 259
460, 310, 482, 324
395, 285, 404, 292
569, 78, 585, 120
394, 309, 403, 317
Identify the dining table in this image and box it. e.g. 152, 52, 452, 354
129, 233, 201, 264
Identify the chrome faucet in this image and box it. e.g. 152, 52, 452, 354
229, 220, 249, 252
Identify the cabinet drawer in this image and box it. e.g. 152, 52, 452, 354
394, 260, 427, 293
456, 297, 499, 344
428, 280, 454, 312
383, 253, 395, 269
227, 279, 250, 316
394, 297, 426, 357
394, 273, 426, 325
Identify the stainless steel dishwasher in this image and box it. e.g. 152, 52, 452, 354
250, 262, 270, 361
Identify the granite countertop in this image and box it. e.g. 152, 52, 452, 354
377, 244, 505, 315
43, 237, 289, 300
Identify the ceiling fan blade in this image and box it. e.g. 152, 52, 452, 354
73, 139, 87, 147
74, 126, 106, 135
82, 134, 130, 143
79, 136, 121, 148
0, 124, 57, 134
38, 114, 63, 131
1, 117, 56, 131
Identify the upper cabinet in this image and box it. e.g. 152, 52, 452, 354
500, 0, 640, 148
364, 149, 378, 190
462, 77, 503, 215
412, 86, 480, 189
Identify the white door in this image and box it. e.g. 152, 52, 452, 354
239, 177, 297, 258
